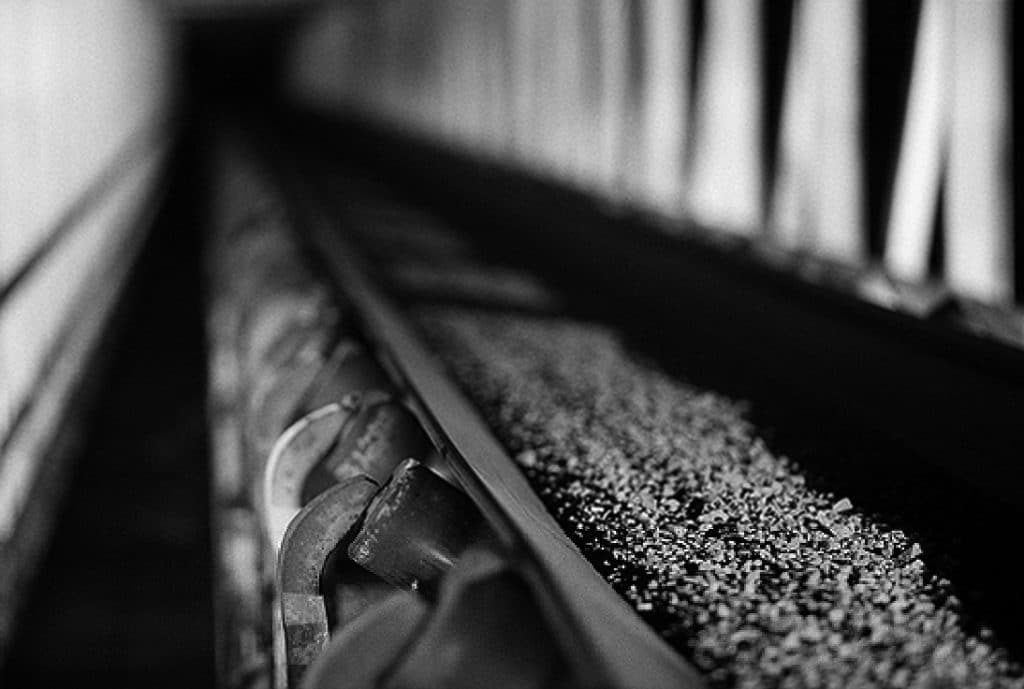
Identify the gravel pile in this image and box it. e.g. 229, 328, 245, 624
415, 306, 1024, 689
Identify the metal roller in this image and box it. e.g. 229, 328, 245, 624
298, 339, 457, 489
263, 393, 434, 551
348, 459, 484, 599
298, 339, 393, 415
299, 392, 433, 503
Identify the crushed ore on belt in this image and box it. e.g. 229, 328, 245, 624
416, 306, 1024, 689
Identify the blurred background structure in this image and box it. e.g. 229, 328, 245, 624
287, 0, 1020, 306
1, 1, 1022, 687
0, 1, 173, 527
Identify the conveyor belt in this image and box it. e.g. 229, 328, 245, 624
278, 129, 1024, 687
268, 134, 704, 689
204, 121, 1024, 688
205, 132, 704, 688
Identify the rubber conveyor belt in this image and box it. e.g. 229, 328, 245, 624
205, 131, 704, 689
274, 127, 1024, 689
265, 139, 704, 689
218, 125, 1024, 688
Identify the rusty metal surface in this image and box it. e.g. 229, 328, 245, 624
277, 476, 378, 686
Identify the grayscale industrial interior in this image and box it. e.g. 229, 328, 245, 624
1, 2, 1023, 688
